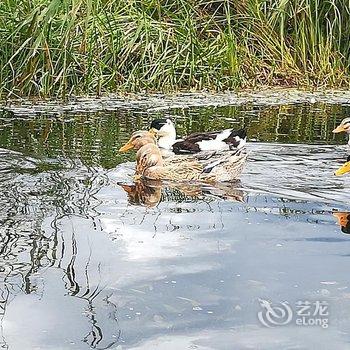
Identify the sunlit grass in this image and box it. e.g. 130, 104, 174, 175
1, 0, 350, 98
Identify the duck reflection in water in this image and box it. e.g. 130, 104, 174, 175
118, 180, 163, 207
333, 212, 350, 234
118, 179, 245, 207
118, 129, 246, 206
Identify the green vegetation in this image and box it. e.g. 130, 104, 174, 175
1, 0, 350, 98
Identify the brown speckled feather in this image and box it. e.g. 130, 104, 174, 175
143, 161, 204, 181
143, 150, 247, 182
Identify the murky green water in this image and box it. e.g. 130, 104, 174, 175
1, 100, 350, 349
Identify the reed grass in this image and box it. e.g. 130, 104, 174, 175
1, 0, 350, 98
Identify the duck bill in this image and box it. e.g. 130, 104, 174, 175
119, 141, 134, 152
333, 125, 346, 133
335, 161, 350, 176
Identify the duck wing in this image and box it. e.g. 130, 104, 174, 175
171, 132, 218, 154
143, 162, 203, 181
172, 129, 246, 154
200, 150, 248, 182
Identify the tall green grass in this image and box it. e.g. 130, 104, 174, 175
1, 0, 350, 98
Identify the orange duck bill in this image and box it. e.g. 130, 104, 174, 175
333, 117, 350, 133
119, 131, 156, 152
335, 159, 350, 176
333, 125, 347, 133
119, 141, 134, 152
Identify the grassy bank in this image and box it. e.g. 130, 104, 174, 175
1, 0, 350, 98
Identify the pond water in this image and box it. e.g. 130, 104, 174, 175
1, 99, 350, 349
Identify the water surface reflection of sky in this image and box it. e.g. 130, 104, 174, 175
0, 103, 350, 349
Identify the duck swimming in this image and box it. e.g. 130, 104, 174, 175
149, 118, 247, 154
119, 131, 247, 182
333, 117, 350, 145
135, 143, 246, 182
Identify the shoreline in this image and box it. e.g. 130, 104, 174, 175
2, 88, 350, 116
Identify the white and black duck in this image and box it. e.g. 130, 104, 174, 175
150, 118, 247, 154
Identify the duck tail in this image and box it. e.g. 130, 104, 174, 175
224, 129, 247, 150
230, 128, 247, 139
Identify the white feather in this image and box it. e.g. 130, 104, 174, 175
156, 119, 246, 152
157, 120, 177, 149
196, 129, 232, 151
215, 129, 232, 142
197, 139, 230, 151
236, 137, 247, 149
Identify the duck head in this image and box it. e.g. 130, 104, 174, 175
119, 131, 156, 152
333, 117, 350, 134
335, 155, 350, 176
150, 118, 176, 149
